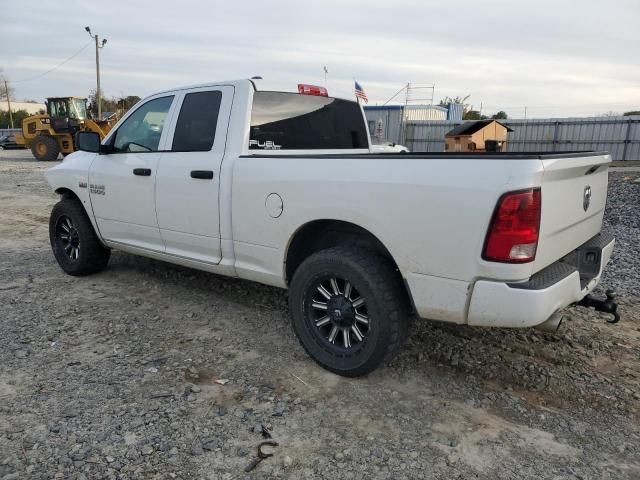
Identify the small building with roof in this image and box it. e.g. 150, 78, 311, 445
444, 120, 514, 152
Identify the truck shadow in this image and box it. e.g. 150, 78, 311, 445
105, 250, 640, 418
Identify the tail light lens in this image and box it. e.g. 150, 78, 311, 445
483, 188, 541, 263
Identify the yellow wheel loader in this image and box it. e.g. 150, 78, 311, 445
15, 97, 118, 161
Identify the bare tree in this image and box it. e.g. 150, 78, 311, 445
0, 68, 15, 101
0, 68, 16, 127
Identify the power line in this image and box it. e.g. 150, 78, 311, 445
13, 41, 93, 83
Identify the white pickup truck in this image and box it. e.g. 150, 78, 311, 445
45, 79, 616, 376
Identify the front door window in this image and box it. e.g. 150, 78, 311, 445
112, 96, 174, 153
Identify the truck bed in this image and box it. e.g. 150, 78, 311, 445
232, 149, 611, 326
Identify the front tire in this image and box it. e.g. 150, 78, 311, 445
31, 135, 60, 161
289, 246, 409, 377
49, 198, 110, 275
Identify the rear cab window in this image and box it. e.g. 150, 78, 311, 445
172, 91, 222, 152
249, 92, 368, 151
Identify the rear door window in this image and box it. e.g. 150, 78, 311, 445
172, 91, 222, 152
249, 92, 368, 150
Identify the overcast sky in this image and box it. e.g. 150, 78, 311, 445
1, 0, 639, 118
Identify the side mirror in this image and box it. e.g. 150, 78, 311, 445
75, 131, 101, 153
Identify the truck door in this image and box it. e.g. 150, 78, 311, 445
155, 86, 234, 264
88, 94, 176, 251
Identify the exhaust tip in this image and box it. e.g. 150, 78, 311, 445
534, 313, 564, 333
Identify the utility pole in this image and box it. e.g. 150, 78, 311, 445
85, 26, 107, 119
3, 79, 13, 128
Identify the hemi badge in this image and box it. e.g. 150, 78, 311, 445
78, 181, 88, 189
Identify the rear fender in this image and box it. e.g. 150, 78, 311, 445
14, 133, 25, 146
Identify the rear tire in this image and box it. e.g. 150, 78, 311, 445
31, 135, 60, 161
289, 246, 409, 377
49, 198, 110, 276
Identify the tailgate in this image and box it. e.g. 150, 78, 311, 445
533, 153, 611, 273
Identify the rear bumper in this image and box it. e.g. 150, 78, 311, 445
467, 234, 615, 328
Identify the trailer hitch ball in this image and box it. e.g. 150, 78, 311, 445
577, 289, 620, 324
604, 290, 620, 324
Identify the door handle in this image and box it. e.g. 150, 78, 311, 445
190, 170, 214, 180
133, 168, 151, 176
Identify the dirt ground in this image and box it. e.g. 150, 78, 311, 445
0, 150, 639, 480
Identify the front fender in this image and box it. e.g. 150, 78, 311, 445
45, 151, 104, 242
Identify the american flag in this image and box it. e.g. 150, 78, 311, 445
354, 81, 368, 103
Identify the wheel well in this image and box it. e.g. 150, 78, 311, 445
55, 188, 80, 201
285, 220, 400, 284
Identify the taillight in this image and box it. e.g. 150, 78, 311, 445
483, 188, 541, 263
297, 84, 328, 97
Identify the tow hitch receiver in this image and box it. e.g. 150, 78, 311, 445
577, 289, 620, 324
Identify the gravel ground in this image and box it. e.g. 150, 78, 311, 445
599, 171, 640, 303
0, 150, 639, 480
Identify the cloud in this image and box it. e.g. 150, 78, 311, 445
1, 0, 638, 117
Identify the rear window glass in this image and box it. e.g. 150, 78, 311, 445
249, 92, 368, 150
172, 91, 222, 152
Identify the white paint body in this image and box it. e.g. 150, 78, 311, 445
45, 79, 614, 329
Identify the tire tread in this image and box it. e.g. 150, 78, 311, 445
49, 198, 110, 275
289, 245, 409, 377
31, 135, 60, 161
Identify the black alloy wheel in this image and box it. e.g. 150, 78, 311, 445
306, 275, 370, 353
54, 215, 81, 262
